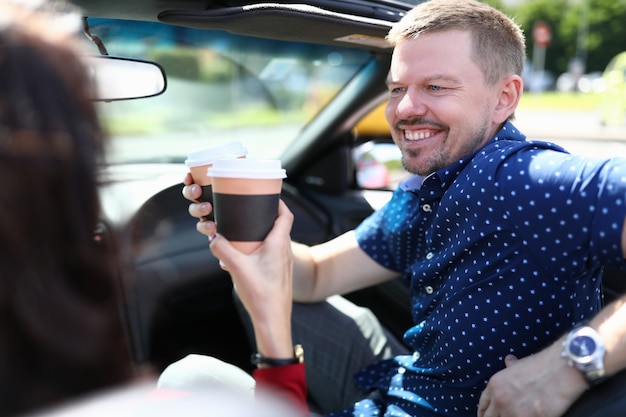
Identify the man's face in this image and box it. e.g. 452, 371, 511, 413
385, 30, 504, 176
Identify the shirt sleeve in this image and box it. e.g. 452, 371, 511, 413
354, 185, 423, 273
253, 363, 308, 415
497, 149, 626, 271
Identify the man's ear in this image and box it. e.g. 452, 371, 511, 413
494, 74, 523, 124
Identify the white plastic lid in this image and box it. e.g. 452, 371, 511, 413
184, 141, 248, 167
207, 158, 287, 179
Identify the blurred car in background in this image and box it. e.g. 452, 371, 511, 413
599, 51, 626, 126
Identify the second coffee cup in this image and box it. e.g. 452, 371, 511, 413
208, 159, 286, 254
185, 141, 248, 220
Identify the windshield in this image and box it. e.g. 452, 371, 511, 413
85, 18, 372, 164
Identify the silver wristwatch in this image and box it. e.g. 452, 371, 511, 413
561, 324, 606, 386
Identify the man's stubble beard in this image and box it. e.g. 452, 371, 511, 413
400, 123, 491, 177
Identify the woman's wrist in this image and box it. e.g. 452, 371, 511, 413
251, 344, 304, 368
252, 318, 293, 356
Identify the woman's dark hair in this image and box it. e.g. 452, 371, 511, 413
0, 3, 133, 415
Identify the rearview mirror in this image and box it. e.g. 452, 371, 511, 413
85, 55, 167, 101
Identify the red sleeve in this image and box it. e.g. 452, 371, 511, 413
253, 363, 308, 415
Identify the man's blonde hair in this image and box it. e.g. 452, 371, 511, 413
387, 0, 526, 85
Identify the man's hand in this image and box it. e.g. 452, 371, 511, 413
477, 345, 587, 417
182, 172, 215, 237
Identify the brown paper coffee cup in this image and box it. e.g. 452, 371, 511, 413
208, 159, 286, 254
184, 141, 248, 220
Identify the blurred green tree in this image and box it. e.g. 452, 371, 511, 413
483, 0, 626, 80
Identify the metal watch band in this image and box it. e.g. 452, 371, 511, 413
584, 366, 606, 386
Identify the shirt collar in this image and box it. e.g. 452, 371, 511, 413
399, 121, 526, 192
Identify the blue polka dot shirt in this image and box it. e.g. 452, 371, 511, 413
331, 121, 626, 417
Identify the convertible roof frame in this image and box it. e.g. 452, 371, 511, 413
158, 3, 396, 53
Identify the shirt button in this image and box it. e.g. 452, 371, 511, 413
425, 252, 434, 260
425, 286, 434, 294
413, 351, 421, 360
398, 366, 406, 374
422, 203, 432, 212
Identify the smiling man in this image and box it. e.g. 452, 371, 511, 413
182, 1, 626, 416
385, 26, 520, 176
287, 1, 626, 415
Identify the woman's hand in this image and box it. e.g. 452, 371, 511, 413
208, 200, 295, 358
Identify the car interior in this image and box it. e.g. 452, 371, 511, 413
73, 1, 626, 415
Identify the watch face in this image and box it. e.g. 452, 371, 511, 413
570, 335, 596, 358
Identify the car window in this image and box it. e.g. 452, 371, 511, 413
85, 18, 372, 165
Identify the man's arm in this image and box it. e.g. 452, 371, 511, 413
477, 293, 626, 417
594, 295, 626, 380
183, 174, 399, 303
291, 231, 399, 302
477, 213, 626, 417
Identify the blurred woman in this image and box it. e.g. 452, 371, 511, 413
0, 3, 307, 417
0, 2, 134, 415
